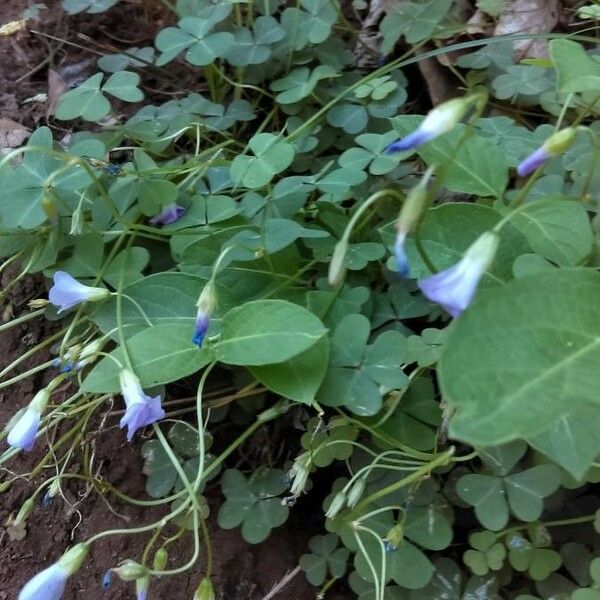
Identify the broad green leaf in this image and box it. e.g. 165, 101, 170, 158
82, 323, 213, 392
442, 270, 600, 444
505, 197, 593, 265
62, 0, 118, 14
456, 474, 509, 531
504, 465, 561, 522
216, 299, 327, 366
55, 73, 111, 121
527, 406, 600, 479
550, 39, 600, 94
250, 336, 330, 405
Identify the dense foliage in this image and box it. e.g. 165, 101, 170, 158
2, 1, 600, 599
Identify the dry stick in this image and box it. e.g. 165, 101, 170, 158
261, 565, 302, 600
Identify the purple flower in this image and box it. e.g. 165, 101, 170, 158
119, 369, 165, 441
386, 97, 470, 154
193, 310, 210, 347
48, 271, 109, 313
7, 407, 40, 451
150, 202, 186, 226
418, 231, 499, 317
516, 147, 550, 177
19, 563, 68, 600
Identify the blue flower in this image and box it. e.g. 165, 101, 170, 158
19, 564, 68, 600
7, 390, 49, 452
7, 407, 40, 452
394, 232, 410, 277
386, 97, 470, 153
48, 271, 110, 313
516, 147, 551, 177
193, 310, 210, 347
516, 127, 576, 177
418, 232, 499, 317
19, 543, 88, 600
119, 370, 165, 442
150, 202, 186, 226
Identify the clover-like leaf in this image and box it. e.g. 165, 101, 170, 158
141, 439, 179, 498
300, 417, 359, 467
218, 468, 289, 544
225, 16, 284, 66
271, 65, 337, 104
463, 531, 506, 576
300, 533, 350, 585
506, 533, 562, 581
55, 73, 110, 121
230, 133, 295, 188
339, 132, 402, 175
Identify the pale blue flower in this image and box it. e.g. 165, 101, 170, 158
193, 310, 210, 347
418, 232, 499, 317
19, 563, 68, 600
7, 407, 40, 451
150, 202, 185, 226
192, 282, 216, 347
119, 370, 165, 441
48, 271, 109, 313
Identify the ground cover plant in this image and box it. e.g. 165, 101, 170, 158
2, 0, 600, 598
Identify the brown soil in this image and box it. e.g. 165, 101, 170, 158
0, 2, 350, 598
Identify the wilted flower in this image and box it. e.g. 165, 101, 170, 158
112, 560, 149, 582
325, 491, 346, 519
517, 127, 576, 177
48, 271, 110, 313
119, 369, 165, 441
384, 523, 404, 552
193, 281, 216, 347
328, 239, 349, 286
19, 543, 88, 600
41, 196, 59, 226
288, 452, 311, 497
386, 97, 471, 153
150, 202, 186, 226
418, 231, 499, 317
7, 389, 50, 451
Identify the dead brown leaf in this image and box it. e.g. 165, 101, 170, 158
0, 117, 30, 151
494, 0, 560, 60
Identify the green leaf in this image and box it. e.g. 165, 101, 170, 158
300, 534, 349, 585
441, 270, 600, 444
55, 73, 111, 121
505, 197, 593, 265
550, 39, 600, 94
216, 299, 327, 366
230, 133, 295, 188
271, 65, 337, 104
62, 0, 118, 14
492, 66, 552, 99
456, 474, 509, 531
141, 439, 179, 498
504, 465, 561, 521
476, 0, 505, 16
168, 421, 200, 458
82, 323, 213, 392
250, 336, 330, 405
380, 0, 453, 52
327, 104, 369, 134
527, 406, 600, 479
101, 70, 144, 102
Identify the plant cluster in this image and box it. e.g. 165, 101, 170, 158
2, 1, 600, 599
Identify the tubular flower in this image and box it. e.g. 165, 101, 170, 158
7, 389, 50, 452
48, 271, 110, 313
386, 97, 471, 153
119, 370, 165, 441
19, 543, 88, 600
418, 231, 499, 318
193, 281, 216, 347
150, 202, 186, 226
517, 127, 576, 177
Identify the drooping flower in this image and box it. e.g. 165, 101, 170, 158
136, 575, 150, 600
48, 271, 110, 313
150, 202, 186, 226
119, 370, 165, 442
7, 389, 50, 452
327, 239, 349, 287
192, 281, 216, 347
386, 97, 471, 153
393, 167, 433, 276
19, 543, 88, 600
418, 231, 499, 317
517, 127, 576, 177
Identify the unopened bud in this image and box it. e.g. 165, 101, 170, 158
70, 205, 84, 235
112, 560, 149, 582
153, 548, 168, 571
384, 523, 404, 551
41, 196, 59, 225
325, 491, 346, 519
346, 477, 366, 508
544, 127, 576, 155
136, 574, 150, 600
0, 481, 11, 493
28, 299, 49, 309
194, 577, 215, 600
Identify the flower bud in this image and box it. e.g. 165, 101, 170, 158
193, 281, 217, 347
153, 548, 168, 571
28, 299, 49, 309
328, 240, 348, 287
136, 574, 150, 600
0, 480, 11, 493
70, 205, 84, 235
325, 491, 346, 519
346, 477, 366, 508
517, 127, 576, 177
194, 577, 215, 600
384, 523, 404, 551
112, 560, 149, 582
288, 452, 311, 497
